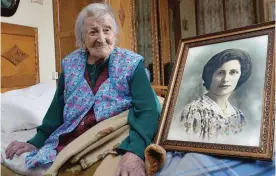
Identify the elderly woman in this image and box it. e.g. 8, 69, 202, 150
180, 49, 252, 141
5, 3, 160, 176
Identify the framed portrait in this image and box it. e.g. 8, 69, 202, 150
155, 22, 275, 160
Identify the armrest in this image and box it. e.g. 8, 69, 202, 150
151, 85, 168, 97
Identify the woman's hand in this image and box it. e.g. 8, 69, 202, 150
115, 152, 146, 176
5, 140, 36, 160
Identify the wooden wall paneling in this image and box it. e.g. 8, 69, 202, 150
151, 0, 161, 85
130, 0, 137, 52
52, 0, 60, 73
109, 0, 136, 52
34, 25, 40, 83
158, 0, 171, 85
1, 23, 39, 92
168, 0, 181, 55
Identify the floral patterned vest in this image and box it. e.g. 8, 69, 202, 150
25, 47, 143, 168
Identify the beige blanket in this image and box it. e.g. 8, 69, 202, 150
45, 96, 165, 176
45, 110, 129, 176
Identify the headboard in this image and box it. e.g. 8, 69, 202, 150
1, 23, 39, 93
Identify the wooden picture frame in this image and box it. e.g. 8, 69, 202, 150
155, 22, 275, 160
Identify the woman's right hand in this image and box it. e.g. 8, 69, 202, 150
5, 140, 36, 160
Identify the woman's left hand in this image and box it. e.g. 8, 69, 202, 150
115, 152, 146, 176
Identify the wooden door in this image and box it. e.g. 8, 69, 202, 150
53, 0, 136, 74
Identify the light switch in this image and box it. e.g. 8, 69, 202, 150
52, 72, 59, 80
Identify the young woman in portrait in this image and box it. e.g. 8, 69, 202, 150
180, 49, 252, 141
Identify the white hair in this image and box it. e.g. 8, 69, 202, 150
75, 3, 119, 48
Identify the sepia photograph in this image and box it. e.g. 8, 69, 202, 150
155, 22, 275, 160
168, 38, 265, 146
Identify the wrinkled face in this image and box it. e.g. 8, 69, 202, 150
209, 60, 241, 96
83, 14, 116, 60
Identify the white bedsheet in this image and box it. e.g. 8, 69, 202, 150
1, 83, 56, 133
1, 129, 48, 176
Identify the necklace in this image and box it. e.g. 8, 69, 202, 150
221, 103, 228, 113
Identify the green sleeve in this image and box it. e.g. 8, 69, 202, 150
118, 62, 161, 160
27, 72, 65, 148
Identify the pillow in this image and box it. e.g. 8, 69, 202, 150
1, 83, 56, 133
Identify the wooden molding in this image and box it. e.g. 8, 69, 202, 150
92, 0, 108, 3
34, 27, 40, 83
158, 0, 171, 85
169, 0, 181, 54
151, 0, 161, 85
1, 22, 36, 36
2, 45, 29, 66
2, 75, 38, 88
52, 0, 62, 74
130, 0, 137, 52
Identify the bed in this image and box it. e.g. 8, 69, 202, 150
1, 22, 56, 175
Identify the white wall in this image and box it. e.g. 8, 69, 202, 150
1, 0, 56, 85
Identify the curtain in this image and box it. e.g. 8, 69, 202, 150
196, 0, 225, 35
136, 0, 153, 68
196, 0, 256, 35
225, 0, 255, 30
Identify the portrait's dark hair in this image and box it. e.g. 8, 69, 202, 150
202, 49, 252, 90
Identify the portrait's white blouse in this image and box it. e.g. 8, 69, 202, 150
180, 95, 246, 141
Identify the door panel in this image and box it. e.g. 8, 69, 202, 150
60, 36, 76, 58
109, 0, 136, 51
